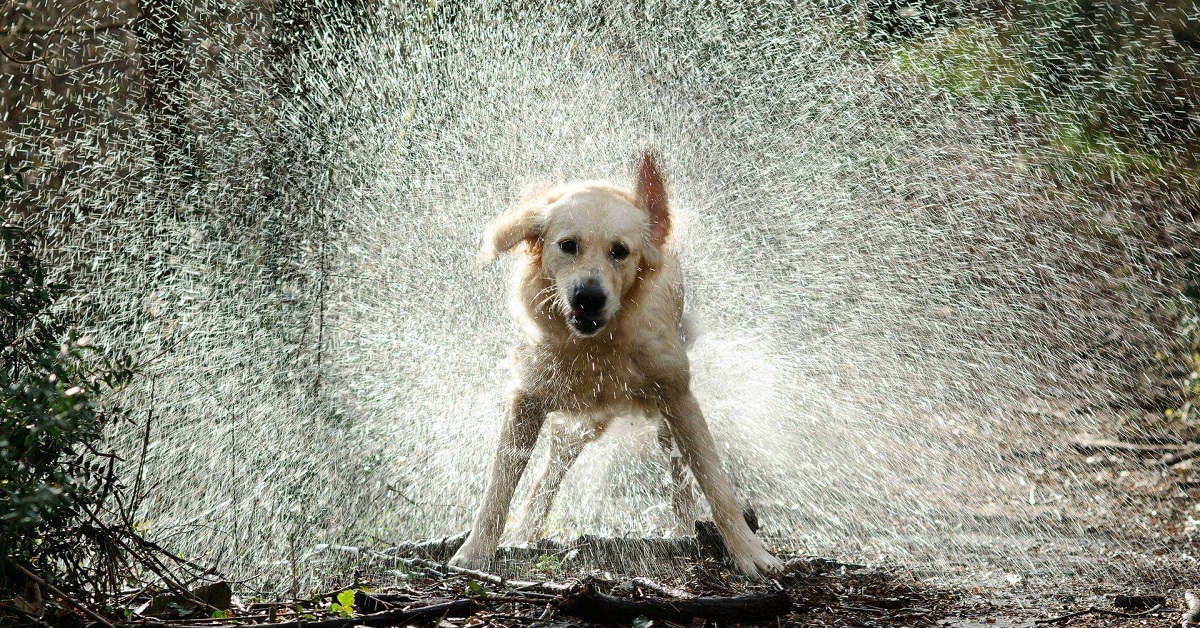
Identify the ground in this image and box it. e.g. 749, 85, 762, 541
5, 414, 1198, 627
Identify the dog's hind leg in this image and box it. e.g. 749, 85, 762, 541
511, 416, 597, 543
655, 418, 699, 537
450, 392, 547, 570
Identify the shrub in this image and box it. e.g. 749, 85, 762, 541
0, 220, 136, 596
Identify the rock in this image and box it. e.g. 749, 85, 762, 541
144, 581, 232, 618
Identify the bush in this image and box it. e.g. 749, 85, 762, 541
1006, 0, 1200, 153
0, 220, 136, 596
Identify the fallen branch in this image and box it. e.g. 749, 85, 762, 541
630, 577, 691, 599
841, 605, 887, 614
0, 601, 53, 628
125, 601, 476, 628
560, 583, 791, 624
378, 531, 468, 560
1035, 604, 1165, 624
1070, 439, 1186, 455
251, 600, 474, 628
380, 529, 702, 567
6, 560, 117, 628
352, 591, 413, 613
1162, 445, 1200, 467
396, 557, 576, 595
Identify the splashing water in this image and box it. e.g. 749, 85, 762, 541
11, 1, 1197, 594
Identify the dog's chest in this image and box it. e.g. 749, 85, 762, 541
527, 347, 653, 411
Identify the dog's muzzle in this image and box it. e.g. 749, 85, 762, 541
567, 283, 607, 336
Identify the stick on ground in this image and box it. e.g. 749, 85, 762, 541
228, 600, 474, 628
7, 560, 118, 628
1034, 605, 1165, 624
560, 583, 792, 624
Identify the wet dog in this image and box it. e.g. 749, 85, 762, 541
450, 151, 783, 578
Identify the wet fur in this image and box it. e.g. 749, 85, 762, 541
451, 152, 783, 578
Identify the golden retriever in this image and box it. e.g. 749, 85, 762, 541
450, 150, 784, 579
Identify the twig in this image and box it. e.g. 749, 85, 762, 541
396, 557, 576, 595
7, 19, 133, 35
842, 605, 888, 614
480, 613, 540, 624
502, 589, 560, 600
82, 506, 219, 602
467, 595, 547, 605
124, 329, 194, 377
6, 560, 118, 628
0, 41, 127, 77
130, 379, 155, 513
0, 601, 53, 628
109, 491, 223, 581
1035, 604, 1165, 624
46, 56, 126, 78
385, 484, 431, 521
235, 600, 475, 628
1069, 439, 1186, 455
288, 534, 299, 602
631, 577, 691, 599
397, 558, 504, 587
116, 602, 473, 628
1163, 446, 1200, 467
127, 610, 285, 624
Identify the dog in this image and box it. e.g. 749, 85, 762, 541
449, 150, 784, 579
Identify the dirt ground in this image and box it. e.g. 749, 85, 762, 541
7, 411, 1198, 627
340, 404, 1200, 627
317, 550, 1182, 627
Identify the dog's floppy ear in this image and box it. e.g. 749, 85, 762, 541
478, 186, 551, 266
635, 149, 670, 247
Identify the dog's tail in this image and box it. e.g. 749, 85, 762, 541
679, 313, 701, 350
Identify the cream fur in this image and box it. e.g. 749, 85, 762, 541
450, 152, 784, 579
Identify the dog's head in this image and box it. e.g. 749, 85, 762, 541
479, 151, 672, 337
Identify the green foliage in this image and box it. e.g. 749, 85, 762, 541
1006, 0, 1200, 152
888, 6, 1200, 177
463, 580, 486, 597
885, 7, 1200, 420
533, 554, 563, 574
891, 23, 1030, 106
328, 589, 355, 617
0, 221, 136, 594
1, 153, 33, 202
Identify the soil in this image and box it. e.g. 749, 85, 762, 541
6, 413, 1199, 627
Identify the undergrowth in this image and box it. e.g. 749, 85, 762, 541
1, 155, 204, 614
0, 215, 138, 598
887, 15, 1200, 422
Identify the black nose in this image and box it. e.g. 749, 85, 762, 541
570, 285, 607, 315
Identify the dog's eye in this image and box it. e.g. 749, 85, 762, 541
610, 243, 629, 261
558, 239, 578, 255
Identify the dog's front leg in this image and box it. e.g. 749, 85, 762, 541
450, 392, 547, 570
660, 390, 784, 579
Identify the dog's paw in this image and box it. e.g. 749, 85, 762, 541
728, 535, 785, 580
448, 546, 492, 571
